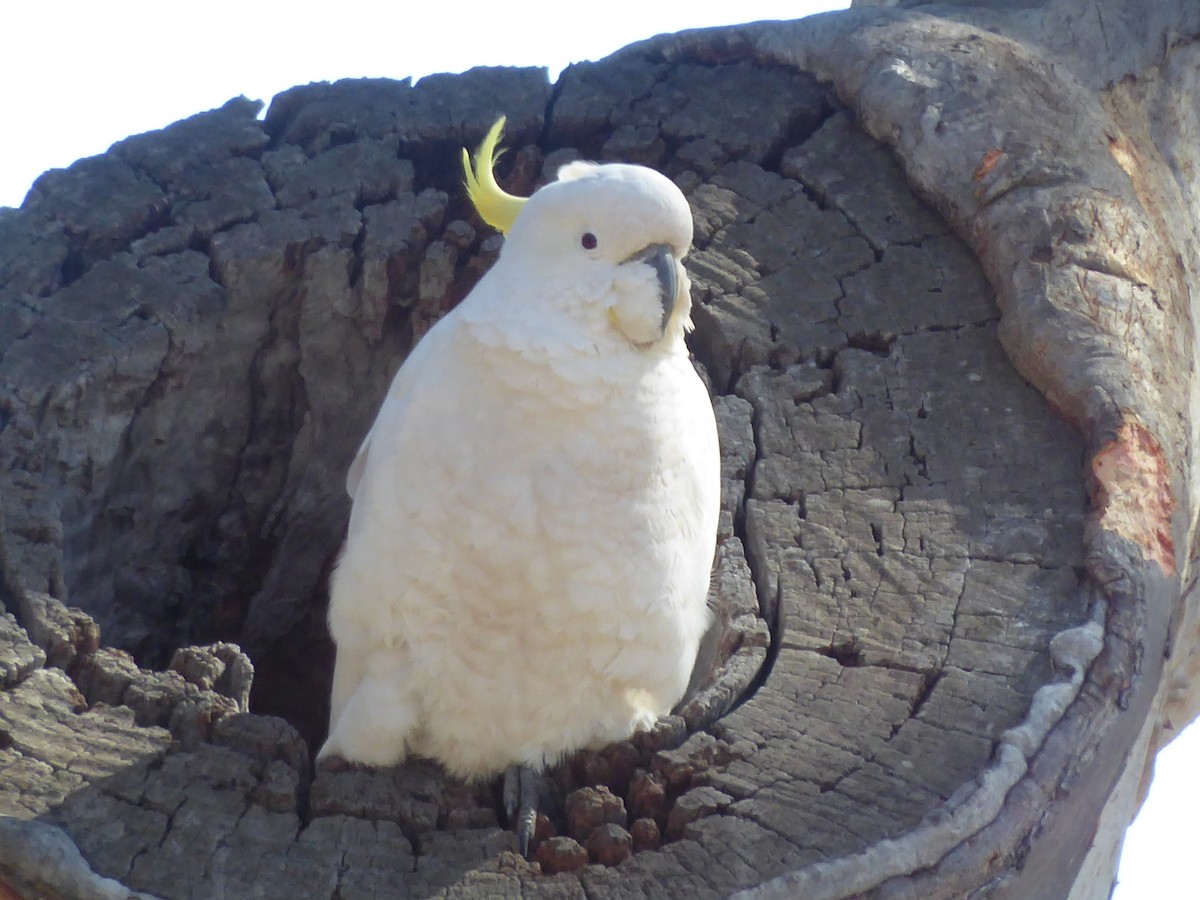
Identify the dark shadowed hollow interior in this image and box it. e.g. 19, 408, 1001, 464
10, 60, 855, 749
0, 46, 1099, 892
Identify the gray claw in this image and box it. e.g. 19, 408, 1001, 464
502, 764, 540, 858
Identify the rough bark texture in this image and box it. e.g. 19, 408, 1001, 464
1, 0, 1196, 897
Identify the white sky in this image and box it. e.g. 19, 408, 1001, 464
1, 0, 847, 208
1, 1, 1195, 894
1115, 721, 1200, 897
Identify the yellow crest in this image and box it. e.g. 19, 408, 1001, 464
461, 116, 528, 235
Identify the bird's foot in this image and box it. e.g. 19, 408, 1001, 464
502, 764, 542, 858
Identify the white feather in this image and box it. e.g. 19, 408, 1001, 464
320, 163, 720, 777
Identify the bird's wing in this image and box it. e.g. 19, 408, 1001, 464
344, 319, 455, 501
324, 315, 466, 761
345, 429, 372, 500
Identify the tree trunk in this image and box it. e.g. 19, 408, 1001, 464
1, 0, 1196, 897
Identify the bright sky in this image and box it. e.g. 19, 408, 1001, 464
1115, 720, 1200, 897
2, 0, 1195, 895
1, 0, 846, 209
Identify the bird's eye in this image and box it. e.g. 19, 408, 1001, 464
580, 232, 598, 251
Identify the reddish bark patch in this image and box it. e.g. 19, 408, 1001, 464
1092, 420, 1177, 575
974, 148, 1005, 181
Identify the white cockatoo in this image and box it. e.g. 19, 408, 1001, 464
319, 118, 719, 846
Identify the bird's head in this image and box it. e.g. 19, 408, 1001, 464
463, 117, 694, 349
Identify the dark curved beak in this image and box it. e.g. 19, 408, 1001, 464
626, 243, 677, 334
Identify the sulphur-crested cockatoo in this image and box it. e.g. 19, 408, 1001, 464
320, 117, 719, 847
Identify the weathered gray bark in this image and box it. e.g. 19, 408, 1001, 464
0, 0, 1196, 897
